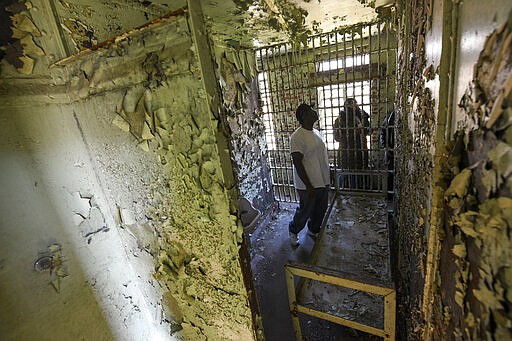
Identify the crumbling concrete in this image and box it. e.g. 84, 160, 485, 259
394, 0, 512, 339
216, 47, 274, 214
61, 12, 257, 340
392, 1, 436, 337
1, 3, 260, 340
431, 13, 512, 340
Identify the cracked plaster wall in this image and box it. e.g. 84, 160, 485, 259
1, 4, 258, 341
394, 0, 440, 338
394, 0, 512, 340
216, 47, 274, 213
0, 86, 172, 339
429, 5, 512, 340
0, 0, 189, 76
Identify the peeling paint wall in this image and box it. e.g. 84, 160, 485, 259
216, 47, 274, 213
54, 0, 175, 52
55, 13, 256, 341
394, 0, 437, 338
395, 0, 512, 340
0, 0, 188, 75
429, 5, 512, 340
0, 1, 46, 75
1, 5, 258, 340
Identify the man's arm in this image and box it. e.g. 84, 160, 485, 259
361, 110, 370, 136
291, 152, 313, 191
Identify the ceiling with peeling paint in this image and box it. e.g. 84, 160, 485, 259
0, 1, 396, 74
49, 0, 392, 52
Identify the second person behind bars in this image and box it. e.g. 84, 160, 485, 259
333, 98, 370, 189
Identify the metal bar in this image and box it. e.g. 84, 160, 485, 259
296, 304, 386, 338
384, 291, 397, 341
340, 28, 348, 192
255, 18, 397, 201
351, 25, 357, 190
283, 44, 298, 200
272, 45, 286, 201
262, 48, 276, 196
361, 24, 368, 190
285, 264, 394, 296
326, 32, 333, 149
285, 266, 302, 340
286, 255, 396, 340
282, 44, 293, 202
334, 31, 341, 173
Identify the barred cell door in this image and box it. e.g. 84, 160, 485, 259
256, 19, 397, 202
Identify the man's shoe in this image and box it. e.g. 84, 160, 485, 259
307, 230, 319, 239
289, 232, 299, 247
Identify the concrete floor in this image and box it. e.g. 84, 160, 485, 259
249, 192, 391, 340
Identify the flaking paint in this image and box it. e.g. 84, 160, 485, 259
394, 1, 512, 339
394, 0, 438, 338
431, 11, 512, 339
1, 6, 258, 340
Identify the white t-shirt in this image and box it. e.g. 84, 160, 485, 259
290, 127, 330, 190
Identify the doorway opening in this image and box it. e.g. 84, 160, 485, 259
249, 18, 398, 340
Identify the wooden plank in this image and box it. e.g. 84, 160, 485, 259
384, 291, 396, 341
296, 304, 386, 338
286, 263, 394, 296
285, 267, 302, 340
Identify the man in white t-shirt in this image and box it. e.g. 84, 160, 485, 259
288, 103, 330, 247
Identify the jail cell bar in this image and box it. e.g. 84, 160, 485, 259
256, 19, 397, 202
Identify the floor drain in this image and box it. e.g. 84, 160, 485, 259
34, 256, 53, 271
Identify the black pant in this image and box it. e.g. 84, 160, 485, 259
289, 187, 328, 234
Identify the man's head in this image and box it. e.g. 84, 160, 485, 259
296, 103, 318, 127
344, 98, 358, 111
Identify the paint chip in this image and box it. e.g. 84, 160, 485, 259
112, 114, 130, 132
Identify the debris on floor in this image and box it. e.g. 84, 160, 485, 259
250, 194, 391, 340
